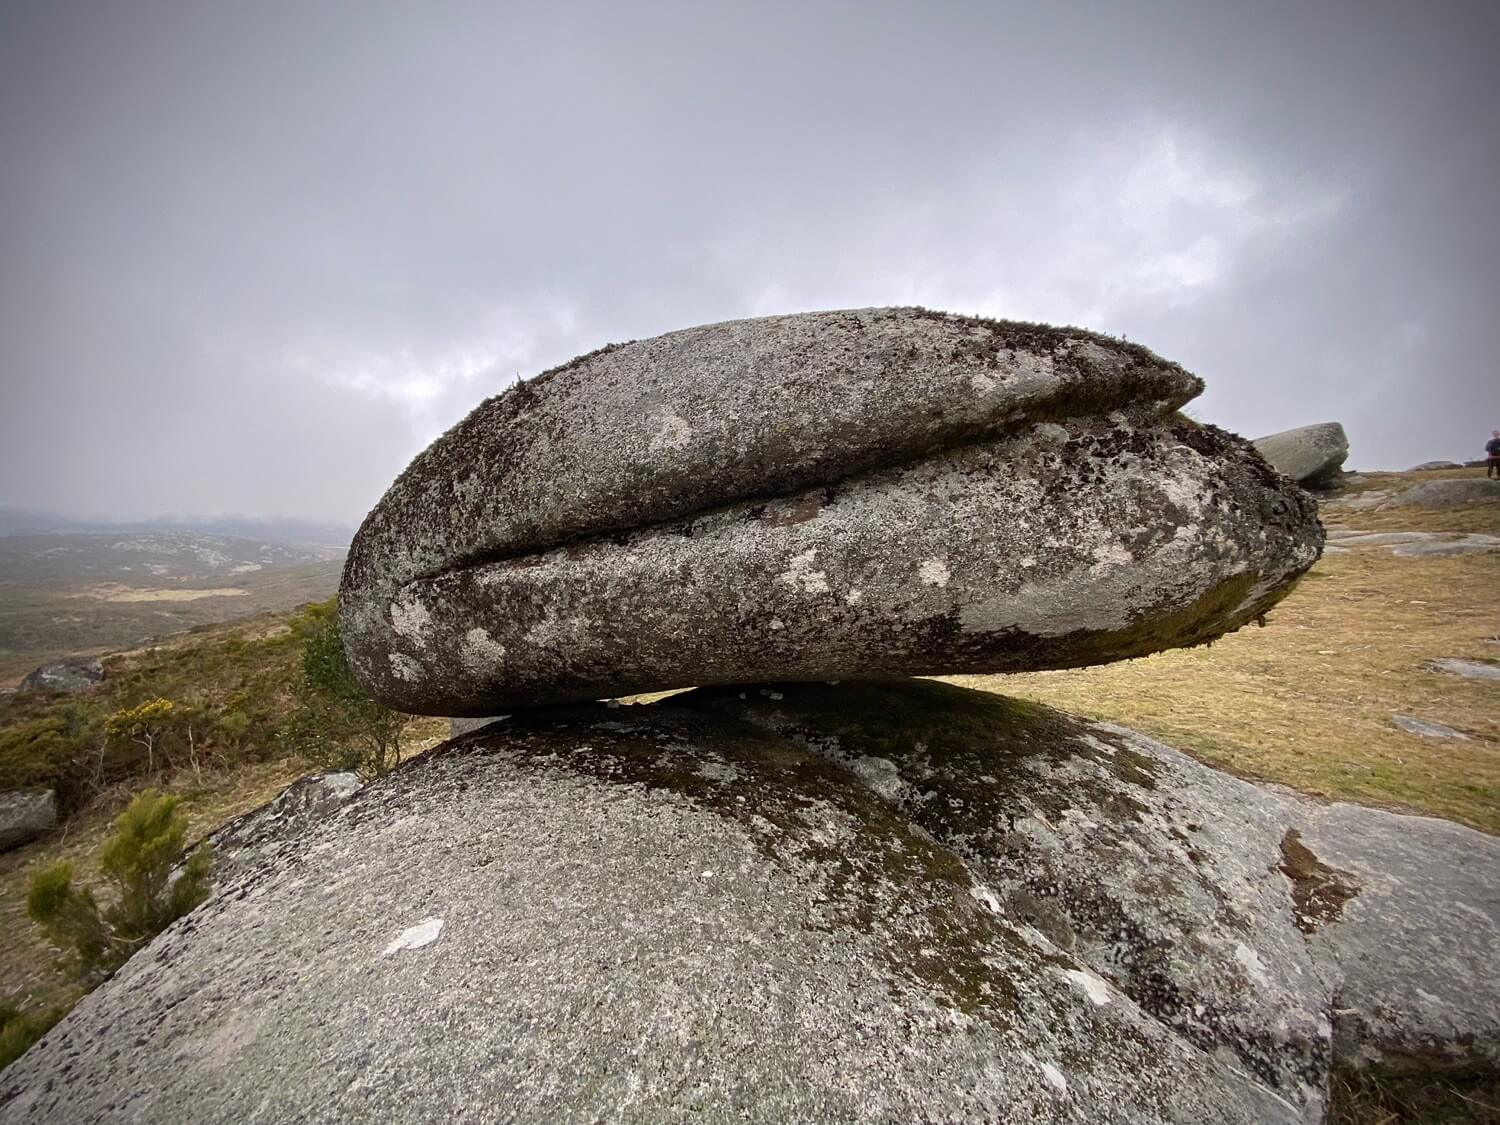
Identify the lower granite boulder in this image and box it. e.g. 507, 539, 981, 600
3, 683, 1494, 1124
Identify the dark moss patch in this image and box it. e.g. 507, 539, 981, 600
1278, 829, 1361, 934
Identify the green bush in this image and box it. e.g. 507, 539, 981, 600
27, 790, 213, 983
0, 1002, 65, 1072
280, 599, 406, 779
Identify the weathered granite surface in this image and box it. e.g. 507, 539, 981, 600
341, 308, 1321, 714
5, 684, 1494, 1124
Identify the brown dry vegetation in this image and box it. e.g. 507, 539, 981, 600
954, 501, 1500, 834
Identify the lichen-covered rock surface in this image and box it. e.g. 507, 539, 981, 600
341, 307, 1322, 714
5, 683, 1494, 1124
19, 655, 103, 694
1252, 422, 1350, 488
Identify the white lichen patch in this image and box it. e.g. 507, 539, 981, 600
1088, 541, 1134, 575
389, 596, 433, 644
844, 589, 863, 605
849, 755, 906, 801
969, 371, 998, 394
779, 549, 831, 594
1061, 967, 1112, 1006
381, 917, 444, 957
918, 557, 951, 587
1041, 1062, 1068, 1095
969, 884, 1003, 915
1234, 941, 1269, 985
388, 652, 422, 682
694, 760, 741, 784
647, 408, 693, 451
460, 627, 507, 673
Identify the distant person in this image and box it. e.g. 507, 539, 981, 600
1489, 430, 1500, 478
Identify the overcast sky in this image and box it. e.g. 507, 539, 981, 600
2, 0, 1496, 524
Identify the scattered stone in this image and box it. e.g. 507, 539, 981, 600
1322, 532, 1433, 546
199, 771, 361, 887
1426, 658, 1500, 682
8, 683, 1497, 1124
1396, 478, 1500, 509
19, 656, 103, 694
1391, 534, 1500, 558
1390, 714, 1469, 739
1319, 490, 1389, 511
1252, 422, 1349, 488
0, 789, 56, 852
1318, 530, 1500, 558
341, 308, 1322, 715
1407, 460, 1463, 471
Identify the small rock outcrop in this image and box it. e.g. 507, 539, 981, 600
1252, 423, 1349, 488
341, 308, 1321, 715
0, 789, 56, 852
1427, 658, 1500, 681
4, 684, 1495, 1124
1408, 460, 1462, 471
18, 656, 103, 694
1398, 477, 1500, 509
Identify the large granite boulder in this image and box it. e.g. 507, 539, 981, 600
0, 789, 56, 851
341, 308, 1321, 715
18, 656, 103, 694
5, 685, 1495, 1122
1252, 423, 1349, 488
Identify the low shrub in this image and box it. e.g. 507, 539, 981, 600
0, 1002, 65, 1072
27, 790, 213, 983
280, 600, 406, 778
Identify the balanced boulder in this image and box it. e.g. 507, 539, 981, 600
1252, 422, 1349, 488
341, 308, 1322, 714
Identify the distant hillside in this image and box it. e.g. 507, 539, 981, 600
0, 532, 340, 584
0, 507, 353, 548
0, 525, 348, 686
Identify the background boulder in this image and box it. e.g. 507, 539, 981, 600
0, 789, 56, 852
18, 656, 103, 694
1252, 423, 1350, 488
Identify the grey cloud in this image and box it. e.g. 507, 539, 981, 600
2, 0, 1496, 522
